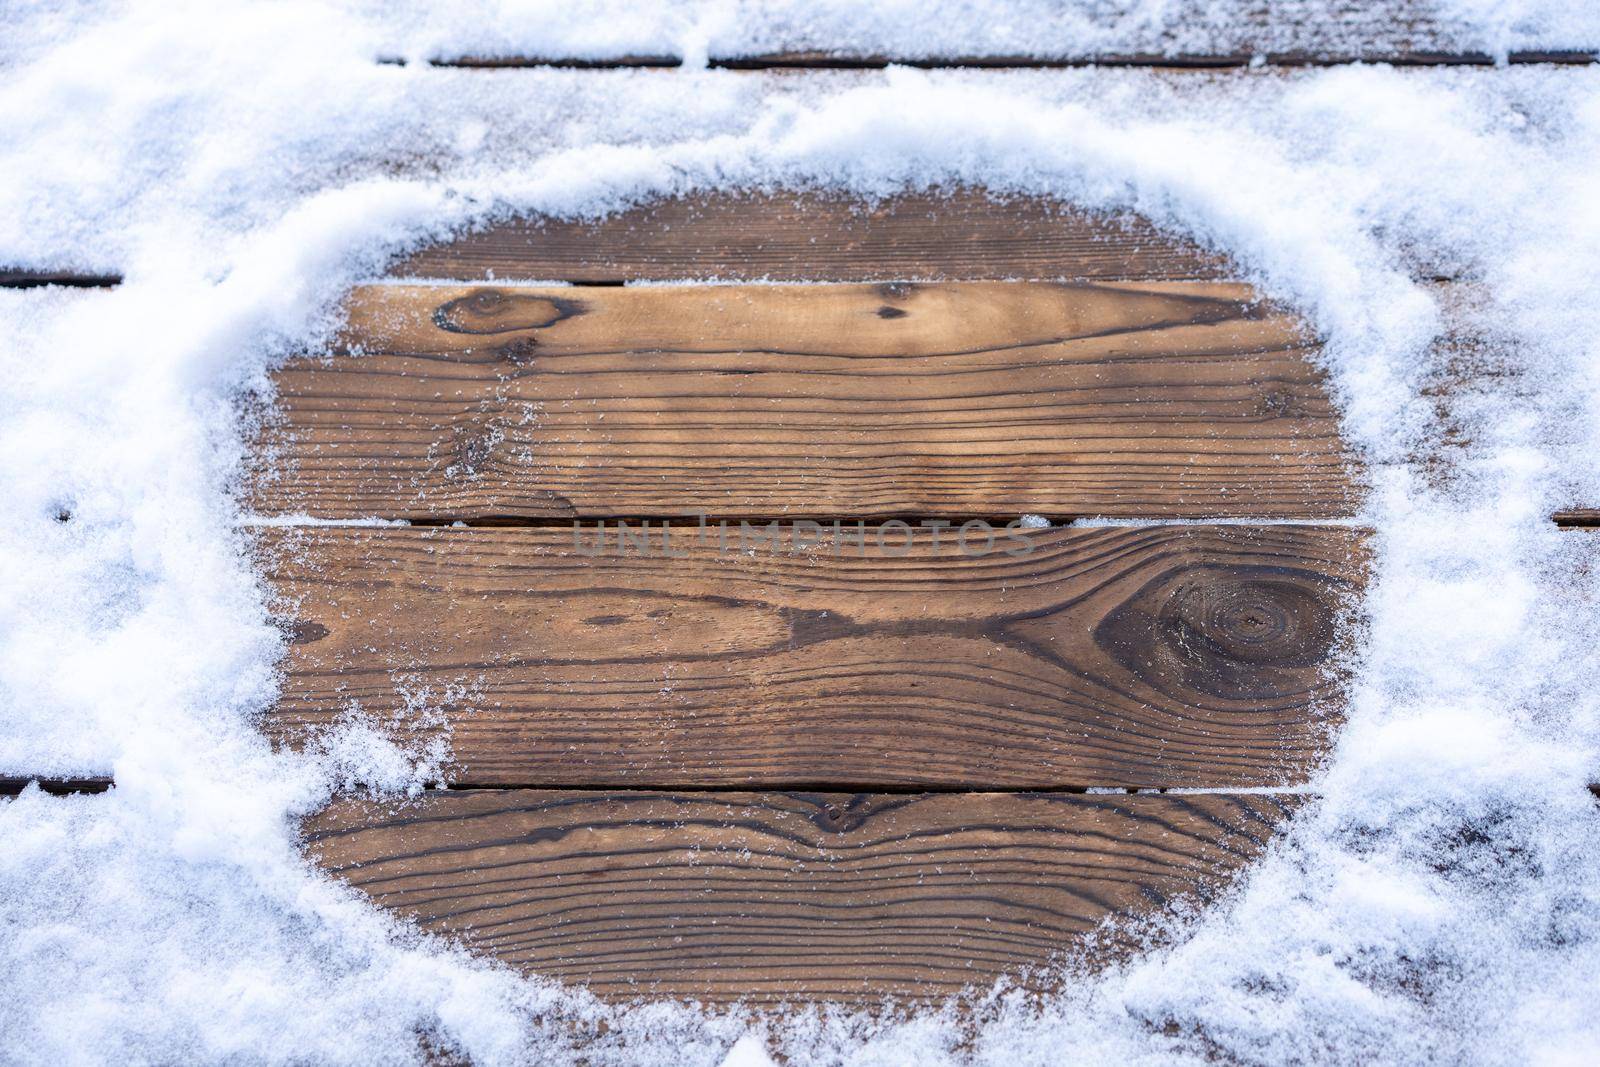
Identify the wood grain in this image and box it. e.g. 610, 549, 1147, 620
394, 190, 1228, 283
271, 195, 1375, 1002
305, 788, 1300, 1004
251, 281, 1359, 521
261, 522, 1364, 789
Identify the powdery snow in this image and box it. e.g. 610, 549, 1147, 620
1, 3, 1599, 1065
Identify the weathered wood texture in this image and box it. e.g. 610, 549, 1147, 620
394, 190, 1229, 283
262, 522, 1364, 789
252, 281, 1359, 521
306, 788, 1299, 1003
270, 194, 1374, 1003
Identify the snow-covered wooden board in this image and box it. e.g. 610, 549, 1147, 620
259, 192, 1372, 1005
252, 280, 1357, 521
262, 523, 1364, 790
305, 789, 1300, 1004
406, 3, 1599, 69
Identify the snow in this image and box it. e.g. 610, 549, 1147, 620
360, 1, 1600, 66
719, 1034, 780, 1067
2, 2, 1599, 1065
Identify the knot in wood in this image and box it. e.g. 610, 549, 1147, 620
433, 289, 586, 335
1097, 563, 1344, 703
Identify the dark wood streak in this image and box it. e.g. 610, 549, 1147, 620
305, 788, 1302, 1004
251, 281, 1360, 521
706, 50, 1598, 70
405, 52, 1599, 72
0, 269, 122, 289
397, 55, 684, 69
259, 523, 1365, 789
0, 776, 115, 796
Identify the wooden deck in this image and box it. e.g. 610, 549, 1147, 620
10, 26, 1596, 1013
252, 192, 1368, 1003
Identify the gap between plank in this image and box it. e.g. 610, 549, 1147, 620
708, 51, 1600, 70
0, 776, 114, 796
0, 270, 122, 289
241, 514, 1598, 529
366, 273, 1238, 286
377, 55, 682, 69
435, 780, 1317, 796
385, 51, 1599, 71
239, 514, 1370, 532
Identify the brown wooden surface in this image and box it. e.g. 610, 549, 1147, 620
305, 788, 1299, 1003
262, 522, 1363, 790
251, 280, 1358, 521
394, 190, 1228, 283
269, 194, 1377, 1002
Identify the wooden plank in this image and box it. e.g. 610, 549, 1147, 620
404, 4, 1600, 72
251, 281, 1359, 521
305, 788, 1300, 1004
393, 190, 1229, 283
261, 523, 1365, 790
